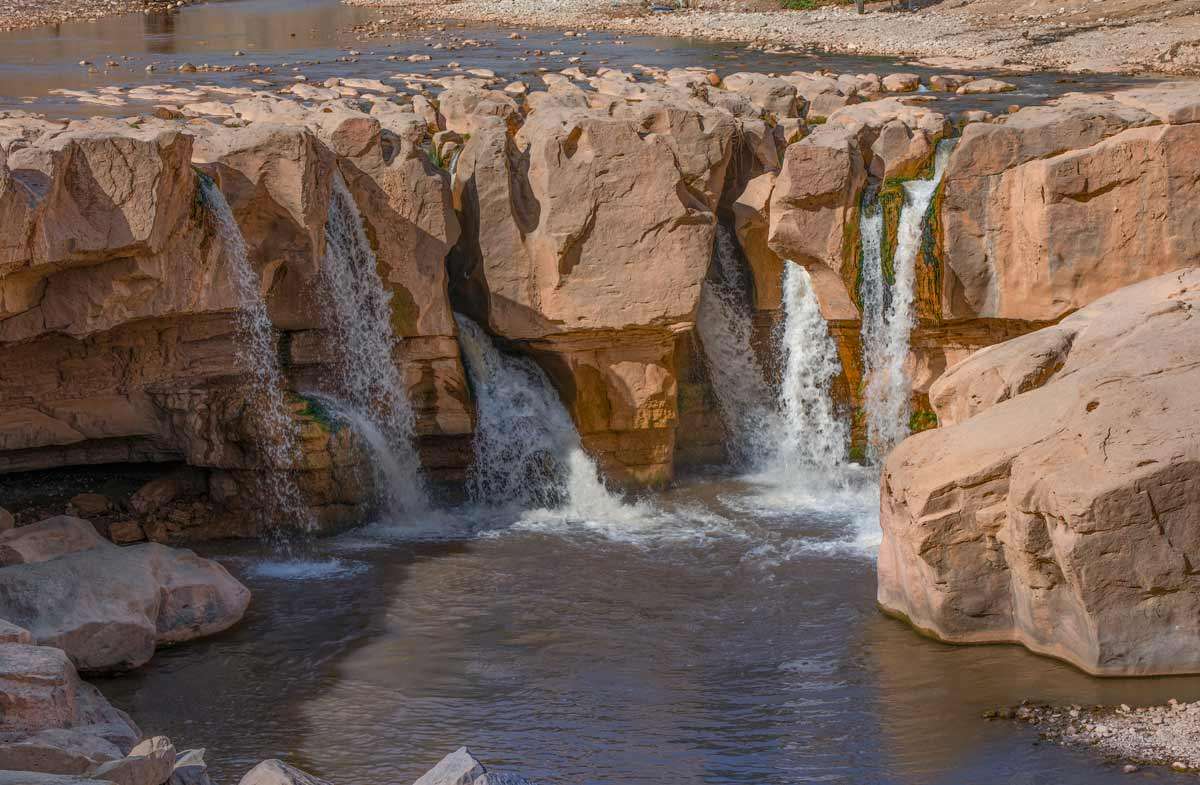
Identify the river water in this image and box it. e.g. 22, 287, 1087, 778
92, 469, 1200, 785
0, 0, 1156, 117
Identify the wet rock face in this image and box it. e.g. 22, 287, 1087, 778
878, 269, 1200, 676
0, 108, 469, 533
450, 98, 735, 486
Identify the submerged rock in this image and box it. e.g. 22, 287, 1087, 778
879, 268, 1200, 675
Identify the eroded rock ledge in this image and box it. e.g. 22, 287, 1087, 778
879, 268, 1200, 676
0, 67, 1198, 534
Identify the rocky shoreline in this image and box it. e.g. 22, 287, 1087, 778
0, 0, 197, 31
994, 700, 1200, 775
348, 0, 1200, 77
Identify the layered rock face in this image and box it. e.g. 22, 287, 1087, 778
759, 83, 1200, 433
878, 269, 1200, 676
0, 106, 469, 536
941, 83, 1200, 321
450, 92, 736, 485
2, 72, 1199, 519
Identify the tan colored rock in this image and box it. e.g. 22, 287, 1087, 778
956, 77, 1015, 95
107, 521, 146, 545
0, 516, 106, 566
940, 87, 1199, 321
89, 736, 175, 785
237, 760, 331, 785
67, 493, 110, 517
436, 83, 520, 136
928, 74, 974, 92
881, 72, 921, 92
879, 269, 1200, 676
0, 543, 250, 672
721, 73, 800, 117
0, 727, 123, 775
0, 619, 32, 644
450, 97, 734, 485
129, 469, 207, 516
0, 506, 14, 530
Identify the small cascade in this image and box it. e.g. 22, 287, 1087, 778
773, 261, 850, 471
454, 314, 623, 516
861, 140, 955, 461
199, 175, 312, 534
695, 225, 778, 468
321, 174, 428, 517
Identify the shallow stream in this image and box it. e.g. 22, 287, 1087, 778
93, 470, 1200, 785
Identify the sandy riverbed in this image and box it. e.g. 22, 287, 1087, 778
346, 0, 1200, 75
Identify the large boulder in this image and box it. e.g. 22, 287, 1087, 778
0, 542, 250, 671
0, 640, 140, 772
878, 268, 1200, 676
0, 516, 106, 566
451, 97, 735, 485
939, 85, 1200, 321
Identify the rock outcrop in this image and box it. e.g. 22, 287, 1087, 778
0, 535, 250, 672
878, 268, 1200, 676
940, 85, 1200, 321
450, 94, 735, 485
2, 73, 1199, 514
0, 634, 140, 774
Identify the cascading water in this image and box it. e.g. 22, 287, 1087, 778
454, 314, 625, 519
199, 175, 312, 534
320, 174, 427, 518
696, 226, 778, 468
773, 261, 850, 472
860, 139, 955, 462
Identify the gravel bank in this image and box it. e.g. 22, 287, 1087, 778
347, 0, 1200, 76
995, 700, 1200, 774
0, 0, 191, 31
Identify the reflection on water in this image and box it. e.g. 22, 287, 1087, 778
95, 472, 1200, 785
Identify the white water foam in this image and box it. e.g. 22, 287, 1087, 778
454, 314, 627, 517
696, 225, 779, 468
321, 174, 428, 517
774, 261, 850, 472
861, 140, 955, 462
200, 175, 312, 534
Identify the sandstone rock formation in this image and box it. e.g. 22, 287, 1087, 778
879, 268, 1200, 676
0, 635, 141, 774
940, 86, 1200, 321
450, 95, 735, 485
0, 537, 250, 671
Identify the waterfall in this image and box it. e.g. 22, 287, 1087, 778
696, 226, 778, 468
773, 261, 849, 471
454, 314, 623, 516
320, 174, 428, 518
199, 175, 312, 533
861, 140, 954, 461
